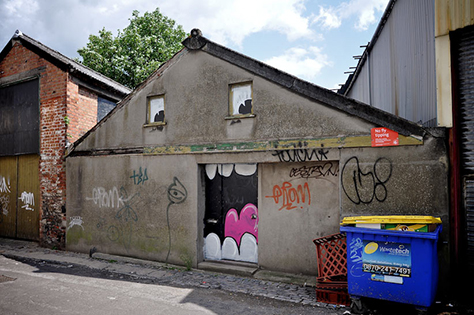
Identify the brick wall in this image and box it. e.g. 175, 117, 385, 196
0, 41, 100, 249
67, 82, 98, 143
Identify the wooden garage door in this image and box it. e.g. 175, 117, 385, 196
0, 155, 40, 241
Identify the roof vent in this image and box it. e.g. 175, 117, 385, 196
13, 30, 23, 38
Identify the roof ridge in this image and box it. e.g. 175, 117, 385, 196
4, 31, 131, 95
183, 28, 425, 137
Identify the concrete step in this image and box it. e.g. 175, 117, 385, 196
198, 260, 318, 287
198, 260, 259, 277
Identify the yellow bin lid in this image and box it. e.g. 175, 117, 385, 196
341, 215, 442, 225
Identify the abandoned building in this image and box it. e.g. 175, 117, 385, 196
0, 31, 131, 248
65, 28, 449, 296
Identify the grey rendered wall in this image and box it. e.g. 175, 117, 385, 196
340, 136, 448, 219
67, 135, 449, 275
75, 49, 372, 153
66, 154, 199, 266
259, 160, 340, 275
67, 47, 449, 277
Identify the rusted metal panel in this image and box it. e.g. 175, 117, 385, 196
16, 155, 40, 241
0, 156, 18, 238
435, 0, 474, 37
0, 79, 40, 156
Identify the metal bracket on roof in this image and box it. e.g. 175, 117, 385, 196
182, 28, 207, 50
13, 30, 23, 38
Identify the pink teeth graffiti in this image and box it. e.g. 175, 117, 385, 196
224, 203, 258, 246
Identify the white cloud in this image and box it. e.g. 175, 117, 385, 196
264, 46, 332, 82
313, 7, 341, 29
1, 0, 317, 58
3, 0, 39, 16
159, 0, 316, 47
0, 0, 381, 88
313, 0, 388, 31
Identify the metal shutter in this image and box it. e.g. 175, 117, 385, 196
457, 27, 474, 273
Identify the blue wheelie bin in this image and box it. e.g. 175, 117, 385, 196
340, 216, 442, 313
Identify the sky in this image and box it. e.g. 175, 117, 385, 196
0, 0, 389, 90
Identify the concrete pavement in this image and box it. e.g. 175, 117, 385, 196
0, 238, 348, 313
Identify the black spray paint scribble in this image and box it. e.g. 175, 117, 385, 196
289, 162, 339, 179
341, 157, 392, 205
166, 177, 188, 263
272, 148, 329, 163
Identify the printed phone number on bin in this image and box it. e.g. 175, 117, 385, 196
363, 263, 411, 277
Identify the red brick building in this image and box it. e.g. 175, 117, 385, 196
0, 30, 130, 248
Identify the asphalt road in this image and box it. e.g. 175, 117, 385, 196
0, 255, 343, 315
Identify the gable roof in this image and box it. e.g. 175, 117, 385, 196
182, 28, 424, 138
67, 28, 430, 156
0, 30, 131, 98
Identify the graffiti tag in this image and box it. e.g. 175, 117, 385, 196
67, 216, 84, 231
0, 176, 11, 193
272, 148, 329, 163
165, 177, 188, 262
130, 167, 148, 185
86, 186, 131, 208
289, 162, 338, 179
18, 191, 34, 211
349, 237, 364, 277
341, 157, 392, 205
265, 182, 311, 211
97, 187, 140, 250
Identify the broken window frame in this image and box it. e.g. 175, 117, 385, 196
145, 94, 166, 127
227, 81, 255, 119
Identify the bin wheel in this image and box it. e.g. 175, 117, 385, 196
350, 298, 368, 315
415, 308, 428, 315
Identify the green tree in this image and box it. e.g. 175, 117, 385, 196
78, 8, 187, 88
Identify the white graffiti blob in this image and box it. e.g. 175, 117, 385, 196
205, 163, 257, 180
204, 232, 258, 263
18, 191, 34, 211
204, 233, 222, 260
86, 187, 132, 208
67, 216, 84, 231
0, 176, 11, 193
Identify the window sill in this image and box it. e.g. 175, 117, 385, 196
225, 114, 256, 120
143, 122, 167, 128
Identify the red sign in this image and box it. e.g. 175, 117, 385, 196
371, 127, 399, 147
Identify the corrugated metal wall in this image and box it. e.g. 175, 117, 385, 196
345, 0, 437, 127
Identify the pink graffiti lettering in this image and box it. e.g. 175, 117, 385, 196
265, 182, 311, 211
224, 203, 258, 246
